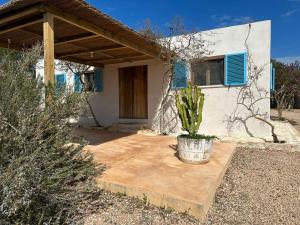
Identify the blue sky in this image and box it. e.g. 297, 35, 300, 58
0, 0, 299, 62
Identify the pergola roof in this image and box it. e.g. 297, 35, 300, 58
0, 0, 162, 68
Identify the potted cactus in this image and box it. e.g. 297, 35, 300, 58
175, 82, 215, 164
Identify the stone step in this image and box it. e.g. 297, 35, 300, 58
272, 120, 300, 144
108, 123, 148, 133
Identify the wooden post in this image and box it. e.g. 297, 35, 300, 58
43, 12, 55, 85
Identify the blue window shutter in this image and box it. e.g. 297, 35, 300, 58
74, 73, 83, 93
225, 52, 247, 86
94, 68, 103, 92
55, 74, 66, 90
171, 60, 188, 89
273, 68, 276, 91
270, 63, 276, 91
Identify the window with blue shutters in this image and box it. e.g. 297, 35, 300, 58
55, 74, 66, 91
74, 73, 83, 93
171, 60, 188, 89
224, 52, 247, 86
73, 69, 103, 93
94, 68, 103, 92
270, 63, 276, 91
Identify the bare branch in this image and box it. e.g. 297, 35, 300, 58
139, 17, 214, 134
227, 24, 279, 142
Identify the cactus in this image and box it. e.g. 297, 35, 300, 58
175, 82, 205, 136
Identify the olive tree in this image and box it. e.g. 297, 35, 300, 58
272, 60, 300, 119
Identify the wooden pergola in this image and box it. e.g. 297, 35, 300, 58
0, 0, 162, 84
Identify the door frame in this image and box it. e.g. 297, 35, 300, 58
118, 65, 148, 119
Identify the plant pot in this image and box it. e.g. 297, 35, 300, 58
177, 136, 213, 164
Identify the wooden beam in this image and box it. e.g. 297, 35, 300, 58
44, 5, 160, 59
21, 24, 133, 66
0, 18, 43, 35
20, 26, 115, 60
43, 12, 55, 85
91, 53, 145, 63
57, 45, 126, 58
0, 40, 23, 50
59, 56, 104, 68
75, 47, 115, 59
92, 55, 151, 65
0, 4, 43, 25
20, 27, 41, 36
95, 57, 152, 65
55, 33, 99, 46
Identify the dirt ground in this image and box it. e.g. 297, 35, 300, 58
271, 109, 300, 133
84, 147, 300, 225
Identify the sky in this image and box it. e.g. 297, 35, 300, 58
0, 0, 299, 62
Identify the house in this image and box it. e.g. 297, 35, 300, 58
0, 0, 273, 140
46, 21, 273, 140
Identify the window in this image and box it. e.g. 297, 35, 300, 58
191, 58, 224, 86
172, 60, 188, 89
74, 69, 103, 93
83, 72, 96, 92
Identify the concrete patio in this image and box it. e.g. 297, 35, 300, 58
76, 128, 236, 221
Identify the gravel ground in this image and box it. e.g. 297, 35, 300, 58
204, 147, 300, 225
84, 147, 300, 225
84, 192, 199, 225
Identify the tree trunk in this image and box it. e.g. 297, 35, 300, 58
85, 96, 101, 127
277, 107, 283, 120
255, 116, 279, 143
79, 73, 101, 127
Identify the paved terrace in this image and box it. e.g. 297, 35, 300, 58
75, 128, 236, 221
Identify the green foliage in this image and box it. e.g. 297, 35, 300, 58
175, 82, 205, 136
272, 59, 300, 93
272, 60, 300, 116
0, 46, 98, 225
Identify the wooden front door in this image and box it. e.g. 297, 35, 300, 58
119, 65, 148, 119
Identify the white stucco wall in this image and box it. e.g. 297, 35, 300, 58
88, 59, 166, 128
88, 20, 272, 139
37, 20, 272, 139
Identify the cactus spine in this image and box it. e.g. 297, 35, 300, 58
175, 82, 205, 136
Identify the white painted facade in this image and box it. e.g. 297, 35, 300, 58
39, 20, 272, 139
36, 60, 76, 88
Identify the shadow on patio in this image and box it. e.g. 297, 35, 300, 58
73, 127, 134, 146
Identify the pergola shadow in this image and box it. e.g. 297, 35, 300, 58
73, 127, 134, 146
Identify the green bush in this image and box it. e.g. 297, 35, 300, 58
0, 46, 98, 225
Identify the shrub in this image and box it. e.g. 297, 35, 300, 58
0, 46, 98, 225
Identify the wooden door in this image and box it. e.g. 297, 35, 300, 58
119, 67, 134, 118
119, 65, 148, 119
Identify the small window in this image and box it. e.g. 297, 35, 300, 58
74, 69, 103, 93
191, 58, 224, 86
172, 60, 188, 89
83, 72, 96, 92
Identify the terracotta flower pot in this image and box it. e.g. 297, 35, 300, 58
177, 136, 213, 164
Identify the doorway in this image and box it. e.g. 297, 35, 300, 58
119, 65, 148, 119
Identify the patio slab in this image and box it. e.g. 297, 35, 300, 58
77, 128, 236, 221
